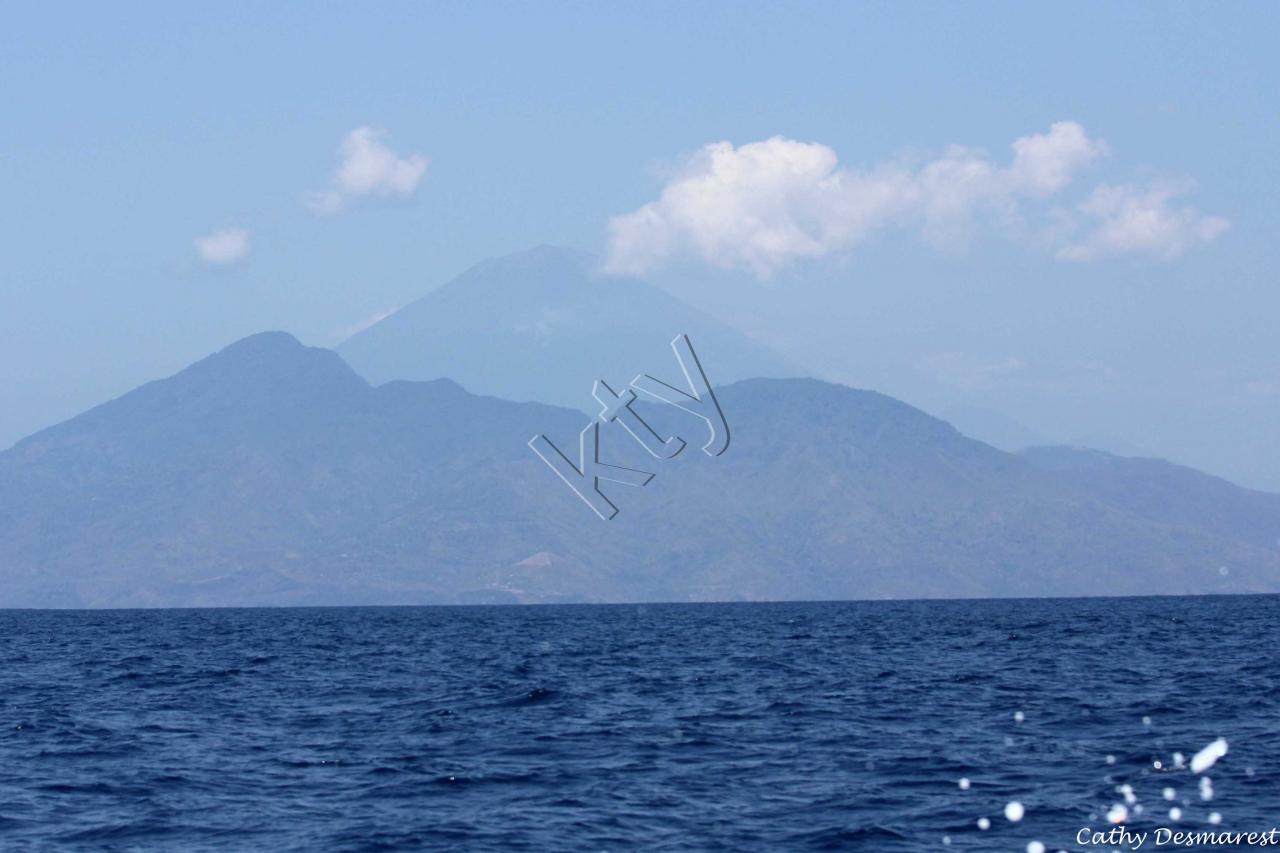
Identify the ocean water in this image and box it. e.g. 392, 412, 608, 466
0, 597, 1275, 852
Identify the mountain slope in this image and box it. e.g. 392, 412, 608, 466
336, 245, 807, 410
1021, 445, 1280, 553
1, 334, 1278, 606
0, 333, 587, 606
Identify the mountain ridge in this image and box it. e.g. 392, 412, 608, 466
2, 332, 1277, 607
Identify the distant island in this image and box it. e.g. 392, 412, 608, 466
3, 299, 1277, 606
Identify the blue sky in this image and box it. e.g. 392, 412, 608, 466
2, 2, 1278, 487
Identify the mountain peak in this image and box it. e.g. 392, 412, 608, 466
473, 244, 594, 274
337, 248, 807, 408
216, 330, 305, 357
18, 331, 368, 450
186, 331, 366, 397
432, 244, 595, 304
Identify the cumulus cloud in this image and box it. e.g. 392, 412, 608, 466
194, 227, 250, 266
1052, 181, 1230, 262
606, 122, 1224, 277
607, 139, 910, 278
607, 122, 1105, 277
307, 127, 427, 216
1007, 121, 1108, 195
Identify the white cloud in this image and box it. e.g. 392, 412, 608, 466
1053, 181, 1230, 262
307, 127, 427, 216
194, 227, 250, 266
1008, 121, 1108, 195
607, 122, 1107, 277
606, 122, 1224, 277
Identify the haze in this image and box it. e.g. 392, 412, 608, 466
2, 3, 1277, 488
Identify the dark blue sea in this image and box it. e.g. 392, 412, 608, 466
0, 596, 1275, 851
